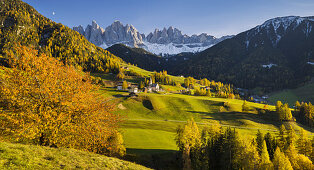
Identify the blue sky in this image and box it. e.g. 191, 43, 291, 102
23, 0, 314, 37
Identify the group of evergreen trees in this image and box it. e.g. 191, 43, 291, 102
276, 101, 294, 121
150, 70, 175, 85
176, 119, 313, 170
275, 100, 314, 127
138, 70, 179, 90
295, 101, 313, 127
186, 77, 238, 99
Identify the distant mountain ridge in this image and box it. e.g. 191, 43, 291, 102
73, 21, 232, 55
73, 20, 143, 48
106, 16, 314, 92
167, 16, 314, 91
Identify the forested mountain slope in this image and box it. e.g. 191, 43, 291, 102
169, 16, 314, 92
0, 0, 122, 73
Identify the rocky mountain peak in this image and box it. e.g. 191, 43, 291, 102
245, 16, 314, 47
73, 21, 233, 55
92, 20, 98, 28
73, 25, 85, 35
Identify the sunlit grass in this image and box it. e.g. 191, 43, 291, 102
0, 142, 150, 170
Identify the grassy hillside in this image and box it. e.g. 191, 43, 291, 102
96, 86, 312, 168
100, 88, 313, 153
268, 81, 314, 106
0, 142, 150, 170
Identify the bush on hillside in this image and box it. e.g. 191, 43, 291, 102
0, 46, 125, 156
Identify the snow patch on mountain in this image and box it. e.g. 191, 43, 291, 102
246, 16, 314, 47
245, 40, 250, 49
259, 16, 299, 33
262, 63, 277, 68
74, 20, 233, 56
304, 22, 312, 37
100, 43, 108, 49
143, 42, 213, 55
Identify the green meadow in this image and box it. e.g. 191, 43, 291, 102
98, 87, 313, 156
268, 82, 314, 106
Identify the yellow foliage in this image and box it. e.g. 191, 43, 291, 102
0, 46, 123, 156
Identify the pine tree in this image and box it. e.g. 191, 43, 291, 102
264, 132, 277, 160
273, 147, 293, 170
282, 104, 293, 121
139, 81, 145, 89
295, 101, 301, 113
116, 71, 125, 80
278, 125, 286, 151
176, 119, 201, 170
206, 89, 211, 97
283, 125, 296, 151
242, 100, 249, 112
276, 101, 283, 113
256, 130, 264, 155
233, 140, 261, 170
285, 143, 313, 170
122, 80, 128, 90
297, 129, 312, 158
260, 140, 272, 169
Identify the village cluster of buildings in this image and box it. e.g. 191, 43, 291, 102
116, 78, 160, 94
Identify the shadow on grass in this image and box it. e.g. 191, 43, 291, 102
113, 94, 129, 98
125, 148, 180, 170
142, 100, 154, 110
127, 148, 176, 155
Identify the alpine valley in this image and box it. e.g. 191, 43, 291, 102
104, 16, 314, 93
0, 0, 313, 170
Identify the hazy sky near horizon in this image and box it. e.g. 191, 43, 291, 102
23, 0, 314, 37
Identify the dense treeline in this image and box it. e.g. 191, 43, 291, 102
106, 44, 166, 72
0, 46, 125, 157
176, 119, 313, 170
294, 101, 314, 127
138, 70, 178, 88
186, 77, 238, 99
150, 70, 175, 85
275, 100, 314, 127
276, 101, 294, 121
0, 0, 122, 74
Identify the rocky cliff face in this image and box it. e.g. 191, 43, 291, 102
103, 21, 144, 47
73, 20, 143, 47
146, 27, 217, 45
73, 20, 232, 55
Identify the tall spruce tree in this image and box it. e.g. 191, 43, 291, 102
256, 130, 264, 155
273, 147, 293, 170
260, 140, 273, 169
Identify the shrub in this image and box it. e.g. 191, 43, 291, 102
0, 46, 124, 156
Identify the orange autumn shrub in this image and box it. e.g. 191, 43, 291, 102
0, 46, 125, 156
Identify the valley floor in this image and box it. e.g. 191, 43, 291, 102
100, 88, 313, 168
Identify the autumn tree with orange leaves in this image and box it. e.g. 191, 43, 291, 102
0, 46, 125, 156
